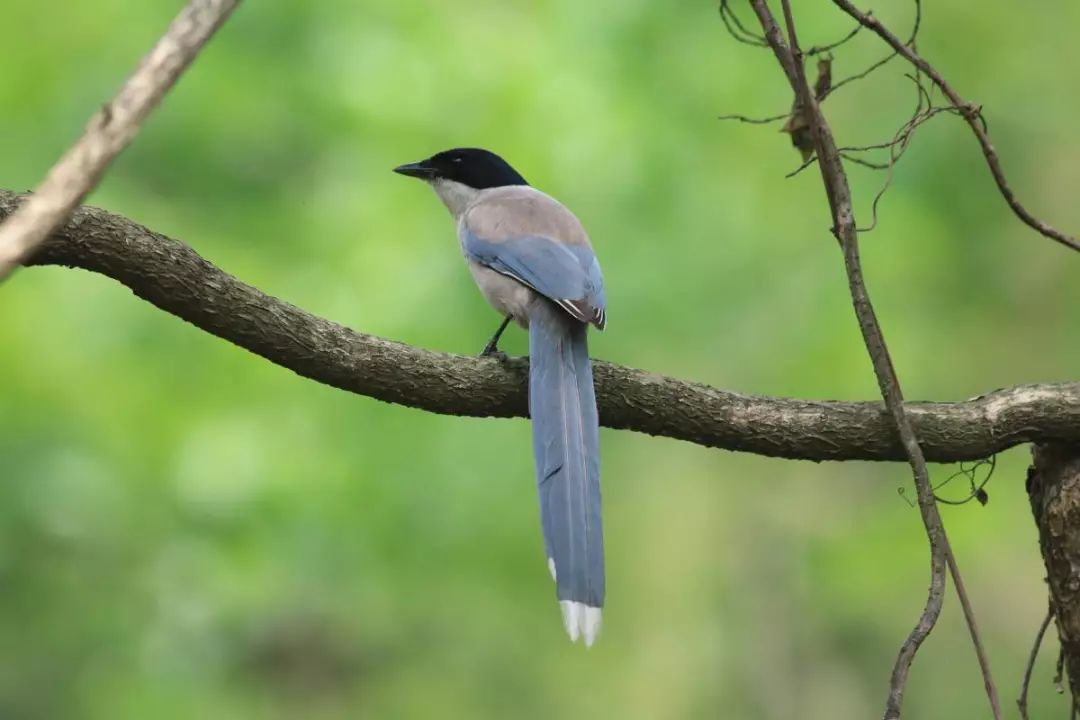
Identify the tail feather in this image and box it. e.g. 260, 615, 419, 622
527, 298, 604, 646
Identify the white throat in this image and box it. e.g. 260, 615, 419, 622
430, 178, 480, 219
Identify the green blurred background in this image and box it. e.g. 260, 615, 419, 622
2, 1, 1078, 718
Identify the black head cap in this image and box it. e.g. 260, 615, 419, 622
393, 148, 528, 189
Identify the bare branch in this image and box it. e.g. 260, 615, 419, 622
6, 189, 1080, 464
830, 0, 1080, 253
1018, 605, 1054, 720
0, 0, 242, 283
947, 549, 1002, 720
750, 2, 999, 717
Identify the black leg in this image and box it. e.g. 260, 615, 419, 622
480, 315, 513, 357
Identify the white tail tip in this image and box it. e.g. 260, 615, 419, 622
559, 601, 602, 647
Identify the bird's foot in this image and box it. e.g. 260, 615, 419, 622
479, 344, 508, 361
479, 338, 507, 358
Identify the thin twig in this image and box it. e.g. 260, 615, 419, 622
830, 0, 1080, 253
798, 81, 951, 183
719, 0, 767, 47
823, 0, 921, 99
839, 107, 955, 154
828, 51, 897, 98
0, 0, 243, 283
841, 74, 962, 232
947, 549, 1002, 720
807, 22, 862, 57
785, 152, 890, 178
717, 111, 789, 124
1018, 606, 1054, 720
841, 153, 889, 170
847, 72, 932, 151
785, 155, 818, 178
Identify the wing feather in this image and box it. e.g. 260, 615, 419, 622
461, 189, 607, 329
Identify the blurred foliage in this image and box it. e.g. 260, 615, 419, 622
2, 1, 1079, 718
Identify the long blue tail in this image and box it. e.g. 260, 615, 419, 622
527, 297, 604, 646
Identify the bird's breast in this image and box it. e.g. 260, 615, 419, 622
466, 259, 534, 328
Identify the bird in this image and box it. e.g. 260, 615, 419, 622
394, 148, 607, 646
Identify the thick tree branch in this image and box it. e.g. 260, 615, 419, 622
0, 0, 242, 282
4, 188, 1080, 463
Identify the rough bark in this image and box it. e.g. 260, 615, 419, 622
5, 188, 1080, 463
1028, 444, 1080, 702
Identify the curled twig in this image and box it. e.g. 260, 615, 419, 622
807, 24, 862, 57
823, 0, 922, 100
851, 75, 961, 233
827, 52, 897, 98
830, 0, 1080, 253
718, 0, 767, 47
933, 456, 995, 506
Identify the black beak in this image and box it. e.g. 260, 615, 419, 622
393, 160, 435, 180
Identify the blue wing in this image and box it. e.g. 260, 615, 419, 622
462, 227, 607, 329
